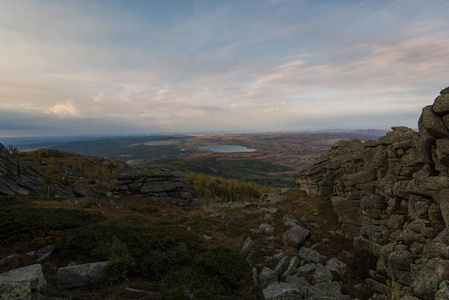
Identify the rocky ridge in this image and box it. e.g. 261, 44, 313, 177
296, 87, 449, 299
0, 144, 72, 197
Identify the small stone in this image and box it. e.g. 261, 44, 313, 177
124, 287, 156, 298
241, 237, 255, 252
67, 261, 76, 267
311, 263, 333, 284
283, 226, 310, 248
298, 247, 327, 264
273, 256, 290, 276
259, 223, 274, 234
282, 256, 300, 277
309, 222, 320, 229
283, 214, 298, 226
252, 267, 258, 283
35, 245, 54, 263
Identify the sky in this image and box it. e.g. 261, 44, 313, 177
1, 0, 449, 137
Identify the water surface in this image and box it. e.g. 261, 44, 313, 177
197, 145, 256, 153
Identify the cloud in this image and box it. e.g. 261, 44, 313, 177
93, 93, 104, 104
264, 107, 280, 113
46, 100, 79, 118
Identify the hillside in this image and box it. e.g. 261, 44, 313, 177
6, 131, 381, 188
0, 144, 363, 299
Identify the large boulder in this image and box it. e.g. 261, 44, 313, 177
0, 264, 46, 292
113, 169, 196, 206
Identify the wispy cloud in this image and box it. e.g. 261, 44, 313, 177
1, 1, 449, 136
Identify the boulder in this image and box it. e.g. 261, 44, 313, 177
259, 223, 274, 234
258, 267, 278, 286
419, 106, 449, 140
283, 214, 298, 227
259, 192, 288, 204
282, 256, 300, 278
325, 257, 348, 281
71, 183, 91, 197
0, 264, 46, 292
262, 282, 303, 300
411, 257, 449, 300
282, 226, 310, 249
297, 247, 326, 264
433, 93, 449, 116
57, 261, 109, 289
311, 263, 333, 284
273, 256, 290, 277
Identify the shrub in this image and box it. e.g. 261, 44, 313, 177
0, 207, 90, 238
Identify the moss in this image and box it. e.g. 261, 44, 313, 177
0, 282, 32, 299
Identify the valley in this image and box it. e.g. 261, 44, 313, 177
6, 131, 384, 187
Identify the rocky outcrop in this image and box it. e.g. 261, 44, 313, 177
0, 143, 73, 197
296, 87, 449, 299
109, 168, 196, 206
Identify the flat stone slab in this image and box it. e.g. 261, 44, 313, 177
57, 261, 109, 289
0, 264, 46, 292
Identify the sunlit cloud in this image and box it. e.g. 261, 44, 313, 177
93, 93, 104, 104
46, 100, 79, 118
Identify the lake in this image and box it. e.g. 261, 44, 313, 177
197, 145, 256, 153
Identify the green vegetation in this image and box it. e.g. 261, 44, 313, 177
71, 224, 251, 299
144, 157, 296, 187
186, 172, 277, 203
0, 207, 91, 238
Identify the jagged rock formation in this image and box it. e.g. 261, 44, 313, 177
0, 143, 73, 197
297, 87, 449, 299
109, 168, 196, 206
